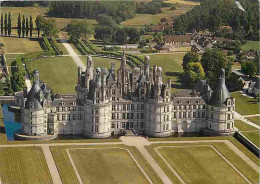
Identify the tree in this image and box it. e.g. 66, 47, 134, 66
241, 60, 257, 77
29, 15, 33, 38
42, 19, 58, 38
125, 27, 140, 43
0, 83, 5, 96
4, 13, 7, 35
115, 28, 127, 45
94, 26, 113, 44
7, 12, 11, 36
182, 52, 200, 71
25, 16, 29, 37
201, 49, 231, 87
97, 14, 116, 27
35, 15, 44, 37
66, 21, 94, 42
22, 15, 25, 37
10, 72, 25, 92
184, 62, 205, 87
1, 13, 3, 36
17, 13, 21, 37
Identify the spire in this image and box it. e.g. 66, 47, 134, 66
87, 55, 93, 68
33, 70, 39, 84
121, 51, 126, 68
208, 68, 230, 107
144, 55, 150, 76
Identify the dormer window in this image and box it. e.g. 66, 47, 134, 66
178, 101, 182, 104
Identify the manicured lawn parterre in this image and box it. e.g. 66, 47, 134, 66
242, 131, 260, 148
246, 116, 260, 126
30, 56, 78, 94
0, 147, 52, 184
0, 37, 42, 53
158, 146, 247, 184
69, 148, 150, 184
51, 145, 163, 184
231, 92, 259, 115
241, 41, 259, 51
146, 142, 259, 184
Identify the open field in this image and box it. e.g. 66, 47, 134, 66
246, 116, 260, 126
30, 56, 78, 94
140, 53, 185, 93
0, 147, 52, 184
235, 120, 258, 131
51, 145, 162, 184
231, 92, 259, 115
242, 41, 259, 51
122, 5, 194, 27
242, 131, 260, 148
166, 0, 200, 5
0, 37, 42, 53
146, 142, 259, 184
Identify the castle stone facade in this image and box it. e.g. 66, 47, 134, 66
14, 54, 236, 139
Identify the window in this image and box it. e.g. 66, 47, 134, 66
198, 112, 200, 118
228, 107, 231, 111
112, 97, 115, 101
130, 122, 133, 129
166, 124, 169, 130
179, 112, 181, 118
96, 92, 100, 98
95, 125, 98, 132
116, 113, 119, 119
202, 112, 205, 118
164, 107, 166, 112
141, 104, 145, 110
167, 106, 169, 112
227, 123, 230, 129
96, 100, 99, 104
122, 122, 126, 129
57, 115, 60, 121
188, 112, 191, 118
127, 113, 130, 119
111, 123, 115, 128
62, 107, 65, 111
141, 89, 145, 94
122, 113, 126, 119
78, 107, 82, 111
137, 104, 140, 110
112, 113, 115, 119
78, 114, 82, 120
56, 107, 59, 112
127, 104, 130, 110
112, 89, 116, 95
167, 115, 169, 121
131, 104, 134, 110
123, 104, 126, 110
73, 114, 76, 120
131, 113, 134, 119
211, 107, 213, 111
141, 113, 144, 119
211, 113, 213, 119
193, 105, 197, 109
174, 112, 176, 118
193, 112, 196, 118
73, 106, 77, 111
183, 112, 186, 118
62, 114, 65, 120
112, 105, 115, 111
227, 114, 231, 120
95, 116, 99, 123
67, 114, 70, 120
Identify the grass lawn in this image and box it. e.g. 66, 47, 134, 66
30, 56, 78, 94
235, 120, 258, 131
80, 56, 122, 71
0, 147, 52, 184
242, 41, 259, 51
166, 0, 200, 5
51, 145, 163, 184
158, 146, 247, 184
146, 142, 259, 184
69, 148, 150, 184
140, 53, 185, 93
246, 116, 260, 126
0, 37, 42, 53
242, 131, 260, 148
231, 92, 259, 115
122, 5, 194, 27
56, 41, 69, 55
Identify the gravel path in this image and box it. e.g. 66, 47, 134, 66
61, 40, 86, 71
234, 111, 260, 129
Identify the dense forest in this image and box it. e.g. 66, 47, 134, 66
173, 0, 259, 40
